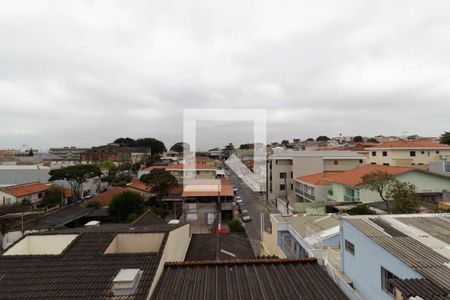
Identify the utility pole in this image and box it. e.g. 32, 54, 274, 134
285, 177, 289, 215
217, 184, 221, 230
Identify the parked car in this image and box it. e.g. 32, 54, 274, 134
241, 212, 251, 222
240, 208, 249, 215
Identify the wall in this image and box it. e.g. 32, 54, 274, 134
104, 233, 165, 254
260, 215, 287, 258
323, 158, 364, 172
396, 171, 450, 192
147, 224, 191, 299
341, 220, 422, 300
368, 149, 450, 166
3, 234, 78, 255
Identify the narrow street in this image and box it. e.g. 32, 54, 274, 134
228, 169, 278, 256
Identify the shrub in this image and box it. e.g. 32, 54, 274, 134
228, 219, 245, 232
108, 191, 144, 222
126, 213, 138, 223
347, 204, 376, 215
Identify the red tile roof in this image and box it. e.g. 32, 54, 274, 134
142, 163, 216, 171
297, 172, 342, 185
0, 182, 50, 197
127, 180, 151, 192
371, 140, 448, 149
91, 187, 126, 206
322, 165, 413, 186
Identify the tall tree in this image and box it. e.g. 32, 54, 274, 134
353, 136, 363, 142
140, 168, 178, 200
170, 142, 189, 152
361, 171, 397, 211
440, 131, 450, 145
316, 136, 330, 141
108, 191, 144, 222
114, 137, 136, 146
49, 165, 101, 201
387, 181, 419, 214
42, 185, 64, 210
135, 138, 166, 154
223, 143, 234, 151
281, 139, 289, 146
306, 138, 315, 142
367, 138, 379, 143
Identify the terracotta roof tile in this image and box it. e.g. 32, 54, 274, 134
142, 163, 216, 171
0, 182, 50, 197
326, 165, 413, 186
371, 140, 448, 148
297, 172, 342, 185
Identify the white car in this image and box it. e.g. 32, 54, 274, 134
241, 213, 251, 222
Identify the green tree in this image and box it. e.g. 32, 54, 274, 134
227, 219, 245, 232
316, 136, 330, 141
42, 185, 64, 209
49, 165, 101, 201
306, 138, 315, 142
440, 132, 450, 145
97, 161, 117, 171
113, 137, 167, 154
145, 154, 162, 167
170, 142, 189, 152
223, 143, 235, 151
387, 181, 419, 214
353, 136, 363, 142
239, 143, 253, 149
281, 139, 289, 147
117, 161, 132, 172
347, 204, 376, 215
367, 138, 379, 143
108, 191, 144, 222
361, 171, 397, 211
114, 137, 136, 146
140, 168, 178, 200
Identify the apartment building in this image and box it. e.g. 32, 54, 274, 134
367, 140, 450, 168
341, 214, 450, 300
267, 151, 366, 204
48, 147, 90, 161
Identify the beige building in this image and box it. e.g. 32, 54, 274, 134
367, 140, 450, 168
268, 150, 366, 204
138, 163, 216, 184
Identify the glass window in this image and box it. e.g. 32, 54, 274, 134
280, 184, 286, 191
372, 151, 376, 156
381, 267, 399, 295
334, 160, 339, 165
382, 151, 387, 157
280, 172, 287, 179
410, 151, 416, 157
345, 240, 355, 255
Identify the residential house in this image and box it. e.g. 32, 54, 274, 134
429, 160, 450, 177
138, 164, 216, 184
0, 182, 51, 208
341, 214, 450, 300
0, 223, 191, 299
268, 150, 366, 205
182, 179, 234, 228
367, 140, 450, 168
325, 165, 450, 204
261, 214, 340, 264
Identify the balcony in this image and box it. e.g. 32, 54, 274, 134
295, 188, 315, 201
344, 194, 360, 202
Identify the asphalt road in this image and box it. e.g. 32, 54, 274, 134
228, 169, 276, 256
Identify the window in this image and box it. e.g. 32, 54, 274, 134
436, 151, 440, 154
421, 151, 425, 154
345, 240, 355, 256
290, 183, 293, 190
372, 151, 376, 156
383, 163, 390, 166
381, 267, 399, 295
359, 160, 363, 164
279, 184, 286, 191
371, 162, 376, 165
280, 172, 287, 179
38, 193, 43, 199
382, 151, 387, 157
334, 160, 339, 165
410, 151, 416, 157
290, 171, 293, 178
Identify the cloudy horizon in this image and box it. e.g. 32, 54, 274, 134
1, 1, 449, 151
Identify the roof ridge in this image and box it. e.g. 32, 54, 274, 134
164, 257, 317, 267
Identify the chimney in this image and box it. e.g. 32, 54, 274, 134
112, 269, 143, 296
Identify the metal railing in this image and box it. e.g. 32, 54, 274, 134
344, 194, 360, 202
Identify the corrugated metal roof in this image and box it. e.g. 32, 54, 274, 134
345, 215, 450, 291
151, 258, 349, 300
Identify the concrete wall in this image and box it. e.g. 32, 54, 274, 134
368, 149, 450, 166
323, 158, 364, 171
3, 234, 78, 255
104, 233, 165, 254
147, 224, 191, 299
260, 215, 287, 258
341, 220, 422, 300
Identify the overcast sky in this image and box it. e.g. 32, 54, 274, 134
1, 0, 449, 150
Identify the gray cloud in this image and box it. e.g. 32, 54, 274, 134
0, 0, 449, 150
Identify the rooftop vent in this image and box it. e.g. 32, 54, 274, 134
112, 268, 143, 296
